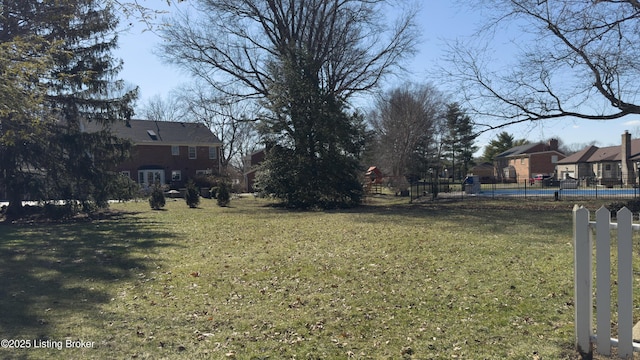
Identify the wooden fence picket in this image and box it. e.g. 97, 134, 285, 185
573, 205, 639, 359
573, 205, 593, 358
617, 207, 633, 358
595, 206, 611, 355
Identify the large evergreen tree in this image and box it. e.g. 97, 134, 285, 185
0, 0, 137, 218
443, 103, 477, 181
256, 50, 366, 208
45, 1, 136, 210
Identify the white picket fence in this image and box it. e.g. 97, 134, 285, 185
573, 205, 640, 358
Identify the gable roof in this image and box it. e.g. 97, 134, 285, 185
83, 119, 222, 146
557, 139, 640, 164
495, 142, 565, 158
557, 145, 599, 164
587, 144, 622, 162
494, 143, 540, 158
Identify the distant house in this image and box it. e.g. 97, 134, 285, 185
494, 139, 565, 183
468, 162, 495, 183
243, 149, 266, 193
558, 131, 639, 186
84, 119, 222, 188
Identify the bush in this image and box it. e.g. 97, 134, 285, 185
185, 180, 200, 208
149, 186, 166, 210
609, 199, 640, 218
255, 145, 363, 209
217, 182, 230, 207
110, 175, 142, 202
44, 203, 76, 220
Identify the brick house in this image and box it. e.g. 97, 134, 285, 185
557, 131, 640, 186
494, 139, 565, 183
84, 119, 222, 189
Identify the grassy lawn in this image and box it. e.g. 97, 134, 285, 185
0, 196, 623, 359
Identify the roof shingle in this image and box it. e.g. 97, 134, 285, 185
83, 119, 222, 146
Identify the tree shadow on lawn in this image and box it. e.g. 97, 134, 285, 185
0, 211, 182, 340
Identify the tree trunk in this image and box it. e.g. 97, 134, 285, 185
5, 187, 24, 221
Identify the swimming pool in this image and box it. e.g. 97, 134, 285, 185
476, 187, 640, 198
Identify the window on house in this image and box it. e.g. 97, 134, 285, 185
138, 170, 164, 186
147, 130, 158, 140
209, 146, 217, 160
551, 155, 558, 163
171, 170, 181, 182
605, 164, 611, 171
171, 146, 179, 156
521, 158, 525, 165
196, 169, 212, 176
188, 146, 197, 159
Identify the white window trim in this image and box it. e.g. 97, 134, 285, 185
209, 146, 217, 160
189, 146, 197, 159
171, 170, 182, 182
171, 146, 180, 156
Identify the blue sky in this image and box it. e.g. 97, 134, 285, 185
113, 0, 640, 155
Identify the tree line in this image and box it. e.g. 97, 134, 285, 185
4, 0, 639, 214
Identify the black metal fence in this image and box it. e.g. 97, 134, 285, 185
409, 179, 640, 202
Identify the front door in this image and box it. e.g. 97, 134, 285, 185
138, 170, 165, 187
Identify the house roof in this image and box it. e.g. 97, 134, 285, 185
557, 139, 640, 164
83, 119, 222, 146
495, 142, 565, 158
557, 145, 599, 164
494, 143, 540, 158
470, 162, 494, 170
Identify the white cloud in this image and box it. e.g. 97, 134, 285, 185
623, 119, 640, 126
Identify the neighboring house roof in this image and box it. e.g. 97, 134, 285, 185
494, 143, 540, 158
470, 162, 494, 170
83, 119, 222, 146
558, 139, 640, 164
495, 141, 564, 159
557, 145, 599, 164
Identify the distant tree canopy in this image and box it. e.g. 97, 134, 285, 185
368, 83, 445, 188
0, 0, 137, 219
160, 0, 418, 208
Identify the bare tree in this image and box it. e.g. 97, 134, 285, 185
139, 94, 185, 122
175, 83, 260, 174
369, 83, 445, 186
158, 0, 418, 101
443, 0, 640, 132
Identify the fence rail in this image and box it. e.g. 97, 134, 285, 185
573, 205, 640, 359
408, 180, 640, 201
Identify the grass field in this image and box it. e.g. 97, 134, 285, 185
0, 196, 630, 359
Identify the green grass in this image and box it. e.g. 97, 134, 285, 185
0, 196, 618, 359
